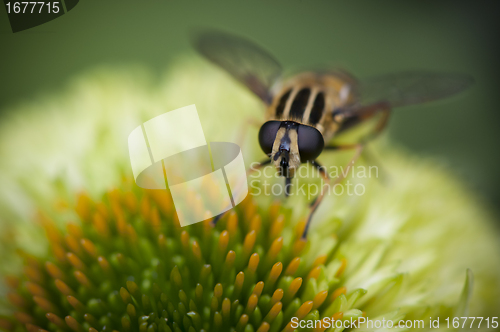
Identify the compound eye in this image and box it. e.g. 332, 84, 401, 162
258, 121, 281, 155
297, 125, 324, 161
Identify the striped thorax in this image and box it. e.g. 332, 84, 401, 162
267, 72, 357, 142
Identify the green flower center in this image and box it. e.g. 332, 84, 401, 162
2, 181, 359, 332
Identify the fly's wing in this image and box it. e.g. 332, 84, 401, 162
192, 29, 282, 104
332, 71, 473, 142
357, 71, 474, 108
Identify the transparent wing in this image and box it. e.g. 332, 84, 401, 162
358, 71, 474, 108
192, 29, 282, 103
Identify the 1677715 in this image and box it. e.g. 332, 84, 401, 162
5, 1, 61, 14
445, 317, 498, 329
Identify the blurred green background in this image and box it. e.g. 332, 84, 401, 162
1, 0, 499, 211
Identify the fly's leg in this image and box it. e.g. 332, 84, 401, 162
302, 160, 330, 238
302, 144, 364, 238
362, 107, 391, 142
305, 107, 392, 236
325, 107, 391, 181
285, 177, 292, 197
211, 158, 271, 226
324, 143, 362, 151
358, 107, 391, 181
236, 117, 262, 147
327, 106, 392, 149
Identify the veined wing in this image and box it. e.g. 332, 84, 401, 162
192, 29, 282, 104
358, 71, 474, 108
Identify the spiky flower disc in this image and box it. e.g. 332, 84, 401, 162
2, 181, 364, 332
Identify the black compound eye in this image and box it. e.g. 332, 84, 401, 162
297, 125, 324, 161
258, 121, 281, 155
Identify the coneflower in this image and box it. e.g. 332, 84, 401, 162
2, 183, 365, 332
0, 58, 499, 332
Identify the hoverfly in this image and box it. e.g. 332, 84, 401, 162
193, 30, 473, 237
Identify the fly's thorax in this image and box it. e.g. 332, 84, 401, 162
266, 71, 357, 140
